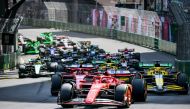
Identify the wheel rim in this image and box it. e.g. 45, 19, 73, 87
125, 89, 132, 105
127, 89, 132, 105
144, 83, 147, 99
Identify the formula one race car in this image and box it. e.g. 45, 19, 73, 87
118, 48, 141, 61
105, 68, 147, 102
51, 64, 95, 96
97, 61, 119, 71
24, 40, 40, 54
37, 32, 54, 45
53, 35, 68, 41
139, 61, 189, 94
57, 75, 133, 108
18, 34, 31, 53
92, 57, 120, 69
78, 41, 91, 49
18, 58, 53, 78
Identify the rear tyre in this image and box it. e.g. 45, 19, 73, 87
134, 73, 142, 79
23, 44, 26, 54
115, 84, 131, 108
99, 49, 105, 53
51, 74, 62, 96
56, 65, 64, 72
37, 37, 42, 43
60, 83, 74, 108
177, 73, 189, 95
39, 47, 46, 57
132, 79, 147, 102
49, 62, 58, 72
31, 73, 38, 78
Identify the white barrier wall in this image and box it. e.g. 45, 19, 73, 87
92, 6, 161, 38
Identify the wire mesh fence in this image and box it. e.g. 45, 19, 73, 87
0, 18, 22, 33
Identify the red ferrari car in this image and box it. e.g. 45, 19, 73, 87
51, 65, 96, 96
58, 75, 134, 108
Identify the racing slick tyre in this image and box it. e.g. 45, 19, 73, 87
177, 73, 189, 95
132, 79, 147, 102
37, 37, 42, 43
18, 65, 26, 78
39, 47, 46, 57
99, 49, 105, 53
134, 73, 142, 79
49, 62, 58, 72
18, 72, 25, 78
31, 73, 38, 78
115, 84, 132, 108
22, 44, 26, 54
60, 83, 74, 108
133, 53, 141, 61
56, 65, 64, 72
51, 75, 62, 96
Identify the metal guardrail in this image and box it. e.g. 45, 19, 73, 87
0, 53, 19, 70
21, 18, 176, 55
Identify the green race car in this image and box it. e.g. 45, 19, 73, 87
24, 40, 40, 54
37, 32, 54, 45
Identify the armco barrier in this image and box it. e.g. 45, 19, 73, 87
21, 18, 176, 55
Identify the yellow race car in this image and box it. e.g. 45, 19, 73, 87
139, 61, 189, 94
99, 62, 118, 70
94, 59, 119, 71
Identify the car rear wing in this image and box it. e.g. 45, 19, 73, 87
61, 58, 73, 62
40, 32, 52, 37
92, 60, 106, 64
65, 64, 94, 68
139, 62, 173, 68
78, 41, 91, 46
90, 45, 98, 48
55, 35, 68, 40
26, 40, 40, 47
118, 48, 135, 52
107, 69, 131, 75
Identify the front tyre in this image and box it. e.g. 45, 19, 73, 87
60, 83, 74, 108
51, 75, 62, 96
18, 72, 25, 78
177, 73, 189, 95
132, 79, 147, 102
115, 84, 131, 108
18, 65, 26, 78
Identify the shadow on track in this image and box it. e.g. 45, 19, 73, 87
0, 79, 57, 103
54, 106, 119, 109
145, 93, 190, 104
